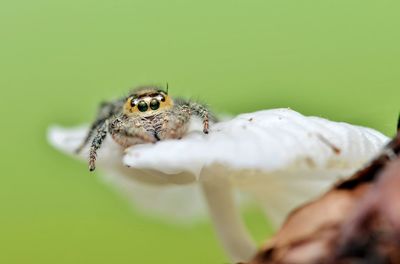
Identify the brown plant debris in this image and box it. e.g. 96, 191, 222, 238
247, 131, 400, 264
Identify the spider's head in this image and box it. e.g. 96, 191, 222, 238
123, 86, 173, 116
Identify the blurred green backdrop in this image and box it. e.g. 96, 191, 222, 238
0, 0, 399, 263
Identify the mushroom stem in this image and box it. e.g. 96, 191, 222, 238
200, 170, 257, 263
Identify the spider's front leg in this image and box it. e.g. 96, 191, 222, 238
76, 99, 124, 154
175, 100, 217, 134
88, 121, 108, 171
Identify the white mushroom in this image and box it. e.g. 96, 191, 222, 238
48, 108, 389, 263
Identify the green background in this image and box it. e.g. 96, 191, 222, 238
1, 0, 399, 263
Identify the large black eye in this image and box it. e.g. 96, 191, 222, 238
137, 100, 148, 112
150, 99, 160, 110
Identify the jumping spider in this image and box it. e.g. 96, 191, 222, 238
76, 86, 216, 171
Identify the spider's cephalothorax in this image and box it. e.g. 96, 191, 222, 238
76, 86, 216, 171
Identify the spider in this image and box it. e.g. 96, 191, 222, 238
76, 85, 216, 171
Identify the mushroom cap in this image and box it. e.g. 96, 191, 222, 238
48, 108, 388, 224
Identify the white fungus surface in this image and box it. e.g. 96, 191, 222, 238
48, 108, 389, 262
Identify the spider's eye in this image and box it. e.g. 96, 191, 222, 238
137, 100, 148, 112
130, 98, 136, 107
150, 99, 160, 110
